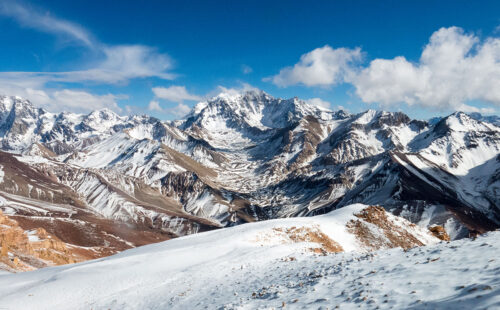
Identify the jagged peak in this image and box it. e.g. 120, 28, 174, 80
433, 111, 497, 134
468, 112, 500, 126
212, 89, 270, 102
0, 95, 37, 113
183, 89, 335, 132
85, 108, 121, 120
446, 111, 479, 125
354, 109, 379, 124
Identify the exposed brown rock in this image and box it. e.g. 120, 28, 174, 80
428, 225, 450, 241
0, 210, 90, 272
347, 206, 425, 250
272, 225, 344, 254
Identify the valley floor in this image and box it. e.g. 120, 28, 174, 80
0, 208, 498, 309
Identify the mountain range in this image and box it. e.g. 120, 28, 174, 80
0, 90, 498, 271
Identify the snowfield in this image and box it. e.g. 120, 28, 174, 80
0, 204, 498, 310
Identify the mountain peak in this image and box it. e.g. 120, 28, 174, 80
0, 95, 36, 113
431, 110, 496, 136
468, 112, 500, 126
213, 89, 269, 102
87, 108, 119, 118
183, 89, 332, 133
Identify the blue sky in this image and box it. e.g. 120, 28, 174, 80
0, 0, 499, 119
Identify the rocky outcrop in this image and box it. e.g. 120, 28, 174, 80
429, 225, 451, 241
347, 206, 431, 250
0, 210, 82, 272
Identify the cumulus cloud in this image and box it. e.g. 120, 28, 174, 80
147, 100, 191, 118
147, 101, 191, 118
152, 86, 201, 103
208, 83, 260, 98
148, 100, 162, 112
167, 103, 191, 118
149, 86, 201, 119
50, 89, 121, 112
305, 98, 331, 109
268, 27, 500, 113
268, 45, 362, 87
0, 72, 127, 113
0, 84, 122, 113
354, 27, 500, 112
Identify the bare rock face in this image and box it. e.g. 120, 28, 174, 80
0, 211, 82, 272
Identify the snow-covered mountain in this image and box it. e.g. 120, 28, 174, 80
0, 90, 499, 272
0, 204, 498, 309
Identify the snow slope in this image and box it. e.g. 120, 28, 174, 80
0, 204, 477, 310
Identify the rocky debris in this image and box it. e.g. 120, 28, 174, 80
429, 225, 451, 241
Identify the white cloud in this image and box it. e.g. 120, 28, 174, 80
167, 103, 191, 118
0, 72, 125, 113
149, 86, 200, 119
0, 1, 93, 46
0, 2, 175, 113
334, 105, 348, 112
207, 83, 260, 98
50, 89, 121, 112
269, 27, 500, 112
241, 64, 253, 74
453, 104, 496, 114
97, 45, 174, 82
269, 45, 362, 87
355, 27, 500, 111
152, 86, 201, 103
0, 45, 175, 86
148, 100, 162, 111
305, 98, 331, 109
0, 83, 122, 113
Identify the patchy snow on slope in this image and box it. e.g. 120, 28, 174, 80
0, 204, 470, 310
0, 208, 496, 309
354, 109, 378, 125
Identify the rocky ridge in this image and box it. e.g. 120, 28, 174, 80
0, 91, 498, 270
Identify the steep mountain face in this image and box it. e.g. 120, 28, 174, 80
0, 95, 156, 155
0, 91, 498, 271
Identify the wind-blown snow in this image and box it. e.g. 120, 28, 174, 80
0, 204, 496, 310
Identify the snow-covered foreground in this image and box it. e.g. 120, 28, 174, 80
0, 204, 498, 310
